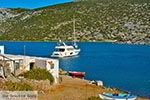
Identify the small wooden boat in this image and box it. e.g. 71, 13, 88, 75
99, 93, 137, 100
68, 71, 85, 79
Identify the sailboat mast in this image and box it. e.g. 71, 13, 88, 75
73, 16, 76, 43
73, 15, 78, 48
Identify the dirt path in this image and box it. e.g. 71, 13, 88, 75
39, 75, 118, 100
38, 75, 149, 100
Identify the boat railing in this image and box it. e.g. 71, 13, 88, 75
57, 42, 67, 46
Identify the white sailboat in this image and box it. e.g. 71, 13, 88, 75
51, 17, 80, 58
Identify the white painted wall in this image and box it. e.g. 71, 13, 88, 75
4, 54, 59, 83
23, 57, 59, 83
0, 46, 4, 54
46, 59, 59, 83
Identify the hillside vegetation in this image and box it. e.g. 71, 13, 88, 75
0, 0, 150, 44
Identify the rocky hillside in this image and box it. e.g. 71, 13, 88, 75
0, 0, 150, 44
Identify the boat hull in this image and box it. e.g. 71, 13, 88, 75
99, 94, 137, 100
68, 71, 85, 79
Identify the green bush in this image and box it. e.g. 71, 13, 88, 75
5, 81, 32, 91
88, 96, 102, 100
22, 68, 54, 84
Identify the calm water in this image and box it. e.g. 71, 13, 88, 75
0, 42, 150, 98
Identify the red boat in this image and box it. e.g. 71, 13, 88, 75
68, 71, 85, 79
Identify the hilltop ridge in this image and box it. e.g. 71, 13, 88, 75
0, 0, 150, 44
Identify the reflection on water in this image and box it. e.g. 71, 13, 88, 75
59, 55, 80, 71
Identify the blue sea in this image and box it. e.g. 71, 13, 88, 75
0, 42, 150, 98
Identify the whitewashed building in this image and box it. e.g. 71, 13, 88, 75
0, 54, 59, 83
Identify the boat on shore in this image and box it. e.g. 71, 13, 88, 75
99, 93, 137, 100
68, 71, 85, 79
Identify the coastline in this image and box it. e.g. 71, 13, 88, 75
0, 75, 149, 100
39, 75, 149, 100
1, 39, 150, 45
0, 40, 150, 46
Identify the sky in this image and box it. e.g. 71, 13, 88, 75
0, 0, 73, 9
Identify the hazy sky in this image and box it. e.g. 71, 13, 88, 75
0, 0, 72, 9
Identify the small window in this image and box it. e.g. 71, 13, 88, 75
20, 60, 23, 64
48, 61, 54, 69
67, 48, 73, 51
56, 48, 65, 52
51, 65, 54, 69
15, 62, 20, 70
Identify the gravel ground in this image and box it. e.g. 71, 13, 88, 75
38, 75, 149, 100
